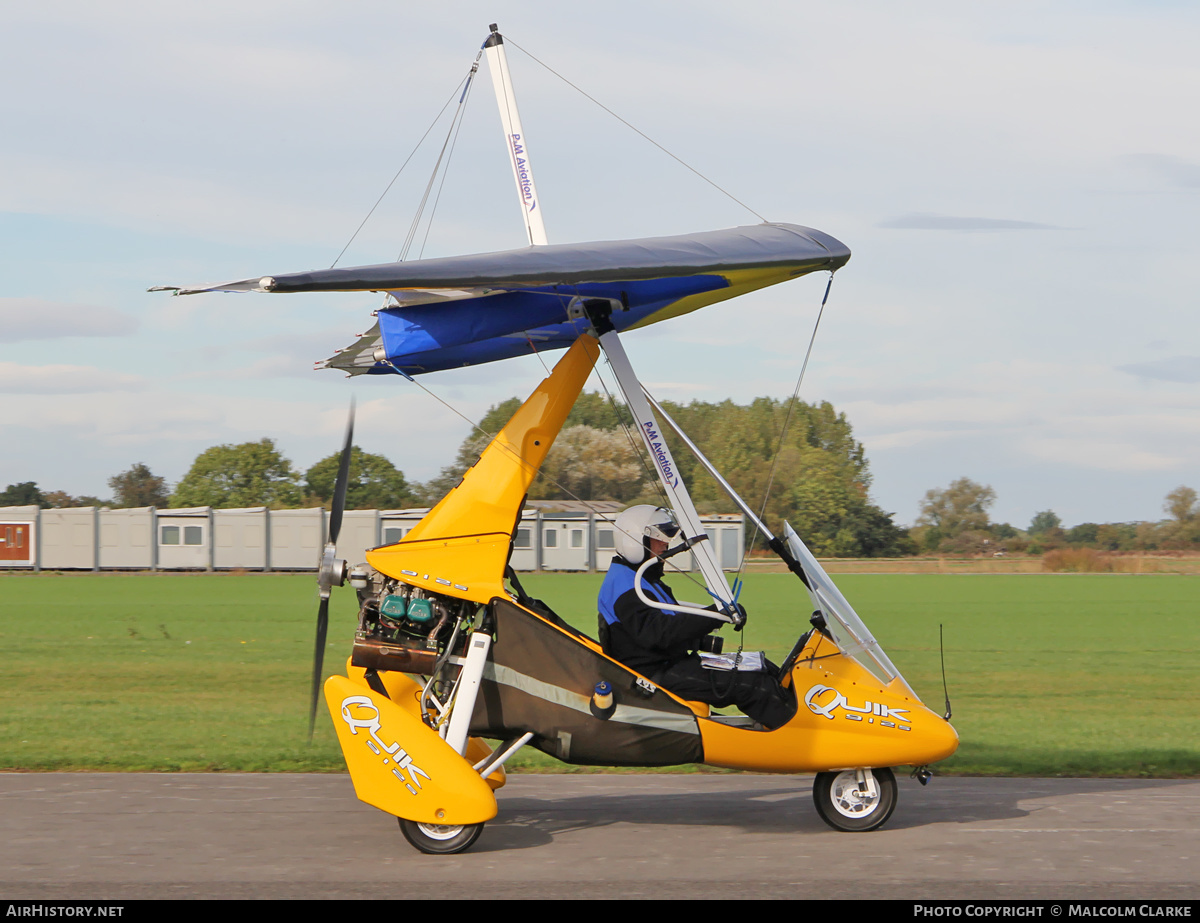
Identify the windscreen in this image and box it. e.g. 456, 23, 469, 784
783, 522, 915, 697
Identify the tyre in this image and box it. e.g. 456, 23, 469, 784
398, 818, 484, 855
813, 767, 897, 832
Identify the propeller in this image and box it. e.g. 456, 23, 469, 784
309, 398, 355, 742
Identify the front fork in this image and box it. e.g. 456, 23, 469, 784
855, 768, 879, 799
443, 629, 492, 756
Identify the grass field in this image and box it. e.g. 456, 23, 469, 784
1, 570, 1197, 776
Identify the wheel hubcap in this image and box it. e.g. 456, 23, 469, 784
829, 771, 881, 818
417, 823, 465, 841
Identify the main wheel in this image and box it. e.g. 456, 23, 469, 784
813, 767, 897, 832
398, 818, 484, 855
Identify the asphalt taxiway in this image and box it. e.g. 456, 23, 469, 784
1, 774, 1196, 900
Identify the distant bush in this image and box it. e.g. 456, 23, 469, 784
938, 529, 997, 555
1042, 547, 1114, 573
1000, 535, 1031, 554
1066, 522, 1100, 545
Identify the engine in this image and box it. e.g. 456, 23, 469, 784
347, 563, 474, 676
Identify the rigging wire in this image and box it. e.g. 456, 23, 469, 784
506, 331, 695, 588
736, 272, 835, 584
329, 72, 472, 269
503, 36, 767, 224
332, 31, 799, 610
594, 358, 672, 510
417, 65, 478, 259
523, 332, 554, 376
584, 359, 717, 601
394, 361, 714, 598
560, 281, 669, 510
399, 67, 478, 262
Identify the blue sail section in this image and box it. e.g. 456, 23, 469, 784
376, 275, 728, 374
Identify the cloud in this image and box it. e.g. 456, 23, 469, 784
877, 213, 1067, 231
865, 427, 992, 451
181, 355, 325, 382
0, 386, 487, 483
0, 154, 360, 251
0, 298, 139, 342
643, 381, 715, 394
1121, 154, 1200, 189
173, 328, 389, 381
1020, 437, 1180, 473
1118, 356, 1200, 383
828, 356, 1200, 478
0, 361, 146, 393
182, 356, 311, 381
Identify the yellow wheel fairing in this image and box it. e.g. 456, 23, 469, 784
342, 660, 506, 790
344, 660, 422, 710
367, 334, 600, 604
324, 674, 497, 824
699, 632, 958, 773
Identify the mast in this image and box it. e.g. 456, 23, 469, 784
481, 27, 731, 611
483, 24, 549, 246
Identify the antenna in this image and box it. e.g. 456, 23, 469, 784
940, 623, 952, 721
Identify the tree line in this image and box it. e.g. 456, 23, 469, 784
4, 393, 1197, 557
415, 391, 913, 556
911, 477, 1200, 555
0, 443, 416, 513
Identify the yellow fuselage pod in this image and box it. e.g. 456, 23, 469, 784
699, 632, 959, 773
342, 660, 505, 790
366, 334, 601, 605
324, 674, 498, 824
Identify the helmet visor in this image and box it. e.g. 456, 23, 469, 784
645, 513, 680, 544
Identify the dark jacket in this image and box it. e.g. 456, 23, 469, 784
597, 556, 717, 675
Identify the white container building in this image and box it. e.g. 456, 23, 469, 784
99, 507, 156, 570
156, 508, 212, 570
0, 505, 38, 569
0, 504, 743, 574
212, 508, 268, 571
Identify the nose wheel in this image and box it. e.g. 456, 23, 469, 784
813, 767, 897, 832
398, 818, 485, 854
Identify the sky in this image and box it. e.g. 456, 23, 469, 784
1, 1, 1197, 529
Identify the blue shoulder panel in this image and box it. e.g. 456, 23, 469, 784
598, 558, 636, 626
598, 558, 678, 624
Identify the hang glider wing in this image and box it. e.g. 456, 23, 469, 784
152, 223, 849, 376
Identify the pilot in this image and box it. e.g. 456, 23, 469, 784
597, 505, 796, 729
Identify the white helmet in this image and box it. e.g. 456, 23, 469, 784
614, 505, 680, 564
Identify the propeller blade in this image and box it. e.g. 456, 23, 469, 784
309, 398, 353, 743
307, 595, 330, 742
328, 398, 355, 547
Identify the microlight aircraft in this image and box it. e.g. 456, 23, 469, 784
155, 25, 958, 853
